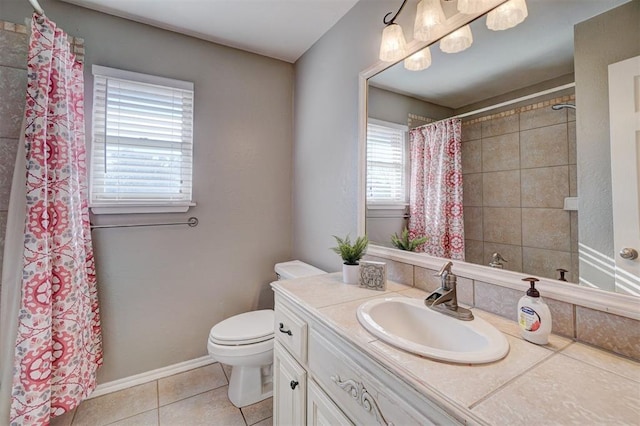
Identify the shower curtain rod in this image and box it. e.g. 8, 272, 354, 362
28, 0, 44, 15
90, 217, 199, 230
455, 82, 576, 119
411, 82, 576, 131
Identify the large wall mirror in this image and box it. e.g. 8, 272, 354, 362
363, 0, 639, 298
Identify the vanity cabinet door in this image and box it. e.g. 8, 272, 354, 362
307, 379, 353, 426
274, 342, 307, 426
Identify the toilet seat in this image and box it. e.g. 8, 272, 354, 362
207, 335, 274, 361
209, 309, 274, 346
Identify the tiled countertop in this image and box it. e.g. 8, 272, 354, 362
272, 273, 640, 425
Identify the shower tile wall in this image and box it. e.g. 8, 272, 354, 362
462, 101, 578, 283
0, 22, 28, 304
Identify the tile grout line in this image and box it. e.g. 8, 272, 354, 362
239, 404, 249, 426
0, 64, 27, 71
70, 405, 77, 425
158, 381, 230, 409
156, 379, 160, 425
560, 342, 640, 383
83, 380, 161, 426
102, 408, 158, 426
467, 349, 562, 411
517, 112, 523, 273
572, 304, 578, 340
559, 346, 640, 382
242, 399, 274, 426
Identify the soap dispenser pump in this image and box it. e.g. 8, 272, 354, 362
517, 277, 552, 345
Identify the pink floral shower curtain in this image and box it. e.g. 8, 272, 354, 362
408, 118, 465, 260
10, 15, 102, 425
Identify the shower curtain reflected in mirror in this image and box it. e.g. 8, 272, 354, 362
408, 118, 465, 260
0, 14, 102, 425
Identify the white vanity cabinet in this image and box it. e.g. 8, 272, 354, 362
273, 292, 461, 426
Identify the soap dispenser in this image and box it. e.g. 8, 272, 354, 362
517, 277, 552, 345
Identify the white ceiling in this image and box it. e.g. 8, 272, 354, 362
58, 0, 630, 102
370, 0, 630, 109
58, 0, 360, 63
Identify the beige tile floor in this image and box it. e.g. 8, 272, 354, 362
50, 363, 273, 426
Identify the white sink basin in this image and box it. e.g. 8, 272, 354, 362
357, 297, 509, 364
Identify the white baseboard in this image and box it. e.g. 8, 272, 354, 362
89, 356, 215, 399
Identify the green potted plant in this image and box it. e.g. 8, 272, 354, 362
391, 228, 428, 252
331, 234, 368, 284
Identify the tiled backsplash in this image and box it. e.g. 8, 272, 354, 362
364, 254, 640, 361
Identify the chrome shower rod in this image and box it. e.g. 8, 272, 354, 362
28, 0, 44, 15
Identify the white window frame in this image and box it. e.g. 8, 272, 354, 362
90, 65, 195, 214
366, 118, 409, 209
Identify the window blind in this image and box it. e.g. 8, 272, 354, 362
91, 66, 194, 209
366, 121, 407, 204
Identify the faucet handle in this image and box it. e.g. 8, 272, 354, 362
436, 261, 456, 291
436, 261, 453, 277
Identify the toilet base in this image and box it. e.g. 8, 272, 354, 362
227, 364, 273, 408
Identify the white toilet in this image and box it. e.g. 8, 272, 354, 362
207, 260, 326, 407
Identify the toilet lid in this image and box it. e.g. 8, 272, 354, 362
209, 309, 274, 345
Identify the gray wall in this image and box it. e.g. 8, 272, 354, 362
366, 86, 452, 248
1, 0, 294, 383
574, 1, 640, 277
368, 85, 453, 125
293, 0, 404, 271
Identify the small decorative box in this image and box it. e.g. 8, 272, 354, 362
359, 261, 387, 291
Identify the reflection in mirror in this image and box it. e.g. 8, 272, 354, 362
365, 0, 638, 294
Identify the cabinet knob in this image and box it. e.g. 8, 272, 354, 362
290, 380, 299, 390
619, 248, 638, 260
279, 323, 292, 336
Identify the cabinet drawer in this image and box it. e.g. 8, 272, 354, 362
309, 329, 435, 426
274, 302, 308, 363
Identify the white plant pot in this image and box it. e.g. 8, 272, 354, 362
342, 263, 360, 285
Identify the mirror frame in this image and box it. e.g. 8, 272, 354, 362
356, 1, 640, 320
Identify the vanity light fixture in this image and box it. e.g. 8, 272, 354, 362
413, 0, 446, 42
379, 0, 409, 62
486, 0, 528, 31
440, 24, 473, 53
457, 0, 494, 14
380, 0, 525, 64
404, 46, 432, 71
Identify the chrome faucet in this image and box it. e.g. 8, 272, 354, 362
424, 261, 474, 321
489, 252, 507, 269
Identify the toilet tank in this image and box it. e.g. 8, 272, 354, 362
275, 260, 326, 280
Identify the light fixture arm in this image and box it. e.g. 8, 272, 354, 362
383, 0, 408, 25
